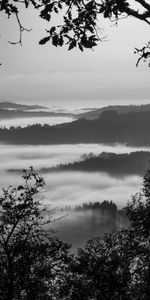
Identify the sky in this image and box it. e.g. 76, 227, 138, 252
0, 3, 150, 109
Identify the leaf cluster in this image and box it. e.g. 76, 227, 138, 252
1, 1, 150, 64
38, 0, 150, 65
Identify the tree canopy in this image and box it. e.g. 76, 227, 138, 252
1, 167, 150, 299
0, 0, 150, 65
0, 167, 72, 300
73, 169, 150, 300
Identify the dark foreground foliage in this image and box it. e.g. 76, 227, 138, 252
0, 167, 150, 299
0, 167, 73, 300
1, 1, 150, 65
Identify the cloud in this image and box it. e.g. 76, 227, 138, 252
0, 143, 144, 211
43, 171, 142, 209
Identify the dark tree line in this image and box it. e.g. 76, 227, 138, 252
1, 110, 150, 146
58, 151, 150, 177
75, 200, 117, 212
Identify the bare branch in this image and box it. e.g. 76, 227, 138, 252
135, 42, 150, 67
8, 12, 32, 46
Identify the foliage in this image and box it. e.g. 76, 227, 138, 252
0, 0, 150, 65
0, 167, 72, 300
127, 169, 150, 237
1, 166, 150, 299
75, 229, 150, 300
72, 169, 150, 300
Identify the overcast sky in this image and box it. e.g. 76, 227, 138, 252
0, 4, 150, 108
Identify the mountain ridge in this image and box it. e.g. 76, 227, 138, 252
0, 101, 47, 111
1, 110, 150, 146
77, 104, 150, 120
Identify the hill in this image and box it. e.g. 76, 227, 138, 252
0, 101, 73, 120
0, 101, 47, 111
0, 108, 73, 120
57, 151, 150, 177
8, 151, 150, 177
1, 110, 150, 146
77, 104, 150, 120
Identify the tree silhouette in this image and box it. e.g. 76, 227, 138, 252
1, 166, 150, 299
0, 167, 72, 300
0, 0, 150, 65
72, 169, 150, 300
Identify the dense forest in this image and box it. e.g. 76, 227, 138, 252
56, 151, 150, 177
1, 110, 150, 146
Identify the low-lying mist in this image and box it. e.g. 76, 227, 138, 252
0, 143, 144, 208
52, 209, 129, 251
0, 116, 74, 128
1, 143, 150, 172
0, 142, 145, 249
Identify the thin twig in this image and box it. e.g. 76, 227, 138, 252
8, 13, 32, 46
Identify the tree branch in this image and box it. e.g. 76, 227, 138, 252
8, 12, 32, 46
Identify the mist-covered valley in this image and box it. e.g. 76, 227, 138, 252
0, 101, 150, 249
0, 141, 144, 249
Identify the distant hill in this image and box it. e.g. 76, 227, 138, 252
0, 101, 75, 121
0, 108, 73, 120
0, 101, 74, 120
57, 151, 150, 177
1, 110, 150, 146
0, 101, 47, 111
8, 151, 150, 177
77, 104, 150, 120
